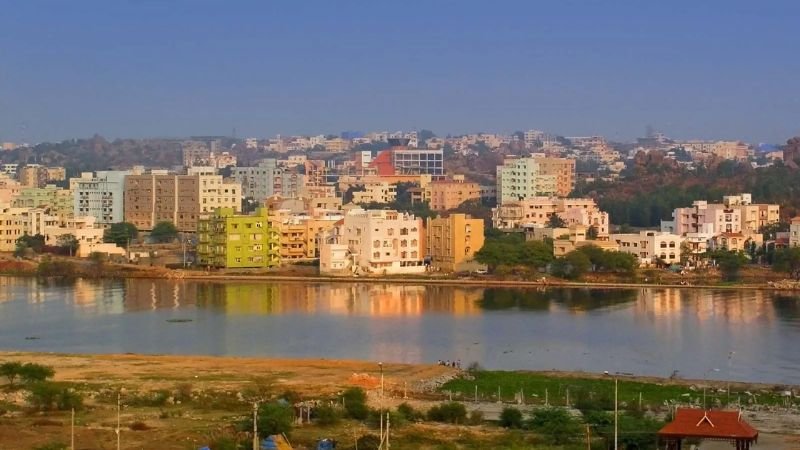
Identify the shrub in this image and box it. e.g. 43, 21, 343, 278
500, 407, 524, 429
314, 404, 341, 426
240, 402, 294, 438
468, 409, 484, 425
33, 443, 67, 450
343, 387, 369, 420
527, 407, 581, 445
129, 421, 151, 431
28, 383, 83, 411
397, 402, 424, 422
175, 383, 193, 402
427, 402, 467, 424
19, 363, 55, 384
355, 434, 381, 450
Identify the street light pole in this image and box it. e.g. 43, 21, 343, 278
614, 378, 618, 450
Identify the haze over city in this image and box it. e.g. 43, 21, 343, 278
2, 0, 799, 143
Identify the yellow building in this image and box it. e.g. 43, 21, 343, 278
0, 208, 25, 252
426, 213, 485, 272
197, 207, 280, 268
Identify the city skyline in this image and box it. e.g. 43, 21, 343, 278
1, 1, 798, 144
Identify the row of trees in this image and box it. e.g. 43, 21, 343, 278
474, 231, 637, 280
103, 221, 178, 247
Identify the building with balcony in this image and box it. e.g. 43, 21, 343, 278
0, 208, 24, 252
350, 182, 397, 205
13, 185, 73, 222
426, 214, 485, 272
319, 208, 426, 275
492, 197, 609, 234
610, 231, 683, 267
497, 156, 575, 202
71, 170, 130, 227
196, 207, 280, 268
271, 210, 344, 261
427, 177, 481, 211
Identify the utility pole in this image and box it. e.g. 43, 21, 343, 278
385, 412, 390, 449
116, 392, 121, 450
586, 424, 591, 450
71, 408, 75, 450
253, 402, 259, 450
614, 378, 618, 450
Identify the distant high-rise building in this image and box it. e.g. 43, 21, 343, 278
71, 171, 130, 226
496, 156, 575, 202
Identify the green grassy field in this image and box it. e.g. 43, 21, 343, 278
441, 371, 793, 409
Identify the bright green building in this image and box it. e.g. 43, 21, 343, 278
197, 207, 280, 268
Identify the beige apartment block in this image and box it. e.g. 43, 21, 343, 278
427, 178, 481, 211
351, 182, 397, 205
661, 193, 779, 236
426, 214, 484, 272
0, 208, 24, 252
124, 173, 200, 232
320, 209, 426, 275
610, 231, 683, 267
492, 197, 609, 234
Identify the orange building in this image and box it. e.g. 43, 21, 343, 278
427, 178, 481, 211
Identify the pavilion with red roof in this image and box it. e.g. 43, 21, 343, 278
658, 408, 758, 450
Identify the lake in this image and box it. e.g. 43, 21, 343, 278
0, 277, 798, 384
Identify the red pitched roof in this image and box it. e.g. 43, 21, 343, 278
658, 409, 758, 440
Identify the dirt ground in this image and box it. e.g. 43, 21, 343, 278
0, 352, 797, 449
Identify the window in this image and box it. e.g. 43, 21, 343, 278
411, 251, 418, 258
373, 240, 380, 248
373, 251, 380, 258
401, 240, 408, 247
410, 239, 418, 246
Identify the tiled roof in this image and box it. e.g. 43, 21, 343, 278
658, 408, 758, 440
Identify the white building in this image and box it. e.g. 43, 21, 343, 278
790, 217, 800, 248
611, 231, 683, 267
319, 209, 426, 275
70, 170, 131, 227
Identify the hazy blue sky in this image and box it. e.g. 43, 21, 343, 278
1, 0, 798, 143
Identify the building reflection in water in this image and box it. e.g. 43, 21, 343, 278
478, 287, 638, 313
186, 282, 485, 316
635, 288, 780, 324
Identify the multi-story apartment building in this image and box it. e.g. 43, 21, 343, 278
71, 171, 130, 227
0, 208, 25, 252
427, 178, 481, 211
351, 182, 396, 205
0, 174, 20, 206
189, 167, 240, 215
661, 194, 779, 236
124, 171, 200, 232
19, 165, 66, 188
492, 197, 609, 235
196, 207, 280, 268
271, 210, 344, 261
319, 209, 426, 275
13, 186, 73, 222
497, 156, 575, 202
790, 217, 800, 248
426, 214, 485, 272
125, 170, 239, 232
232, 159, 279, 200
369, 138, 444, 178
610, 231, 683, 267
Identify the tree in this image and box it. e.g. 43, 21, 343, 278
15, 234, 46, 255
499, 407, 524, 429
18, 363, 55, 384
56, 234, 79, 256
342, 387, 369, 420
551, 250, 591, 280
103, 222, 138, 248
709, 249, 749, 282
150, 221, 178, 243
426, 402, 467, 424
241, 402, 294, 438
526, 407, 581, 445
774, 247, 800, 280
547, 214, 567, 228
0, 361, 23, 387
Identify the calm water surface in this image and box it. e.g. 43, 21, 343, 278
0, 277, 799, 384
